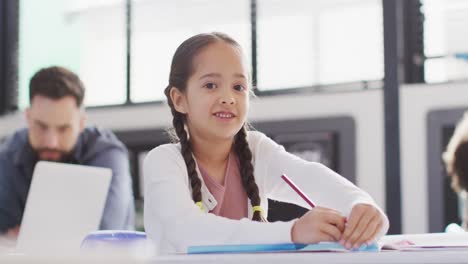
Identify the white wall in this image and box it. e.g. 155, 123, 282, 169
1, 81, 467, 233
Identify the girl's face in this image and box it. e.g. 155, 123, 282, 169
172, 41, 250, 143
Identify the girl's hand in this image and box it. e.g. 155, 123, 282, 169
340, 203, 385, 249
291, 206, 346, 244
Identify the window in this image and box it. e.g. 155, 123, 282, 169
18, 0, 127, 108
256, 0, 383, 91
15, 0, 400, 108
130, 0, 251, 103
423, 0, 468, 83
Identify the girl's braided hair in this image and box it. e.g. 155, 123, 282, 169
164, 32, 266, 221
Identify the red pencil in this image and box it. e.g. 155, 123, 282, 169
281, 174, 316, 208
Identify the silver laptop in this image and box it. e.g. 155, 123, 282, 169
15, 161, 112, 255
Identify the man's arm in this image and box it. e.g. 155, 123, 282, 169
0, 158, 23, 235
87, 147, 135, 230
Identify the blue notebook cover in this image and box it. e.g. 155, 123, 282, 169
187, 241, 380, 254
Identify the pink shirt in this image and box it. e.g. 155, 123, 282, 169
198, 153, 248, 220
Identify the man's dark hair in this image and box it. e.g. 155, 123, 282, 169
29, 66, 85, 107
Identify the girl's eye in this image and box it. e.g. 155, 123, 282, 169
234, 84, 245, 91
204, 83, 217, 89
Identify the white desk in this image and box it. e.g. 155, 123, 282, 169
2, 249, 468, 263
151, 250, 468, 264
3, 233, 468, 263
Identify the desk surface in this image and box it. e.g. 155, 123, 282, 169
2, 249, 468, 263
151, 250, 468, 264
4, 233, 468, 263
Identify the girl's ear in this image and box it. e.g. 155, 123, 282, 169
170, 86, 187, 114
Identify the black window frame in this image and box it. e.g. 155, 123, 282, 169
0, 0, 19, 115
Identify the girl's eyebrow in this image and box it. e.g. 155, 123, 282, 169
199, 73, 247, 80
199, 73, 222, 80
233, 73, 247, 79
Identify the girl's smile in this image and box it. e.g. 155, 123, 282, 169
213, 111, 237, 122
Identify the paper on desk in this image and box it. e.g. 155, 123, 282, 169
379, 232, 468, 251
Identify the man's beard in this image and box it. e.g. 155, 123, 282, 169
33, 148, 74, 162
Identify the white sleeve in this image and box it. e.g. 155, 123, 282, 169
143, 146, 294, 253
255, 134, 389, 237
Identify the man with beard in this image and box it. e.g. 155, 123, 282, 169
0, 66, 135, 238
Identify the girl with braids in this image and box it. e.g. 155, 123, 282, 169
144, 32, 388, 254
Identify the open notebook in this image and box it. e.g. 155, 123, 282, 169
379, 233, 468, 251
188, 241, 380, 254
188, 232, 468, 254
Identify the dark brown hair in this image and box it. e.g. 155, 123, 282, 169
29, 66, 85, 107
451, 141, 468, 192
164, 32, 266, 222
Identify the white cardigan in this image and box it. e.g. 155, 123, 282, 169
144, 131, 389, 254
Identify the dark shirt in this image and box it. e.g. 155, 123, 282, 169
0, 127, 135, 233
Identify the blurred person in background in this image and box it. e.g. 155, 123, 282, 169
0, 66, 135, 239
443, 112, 468, 231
